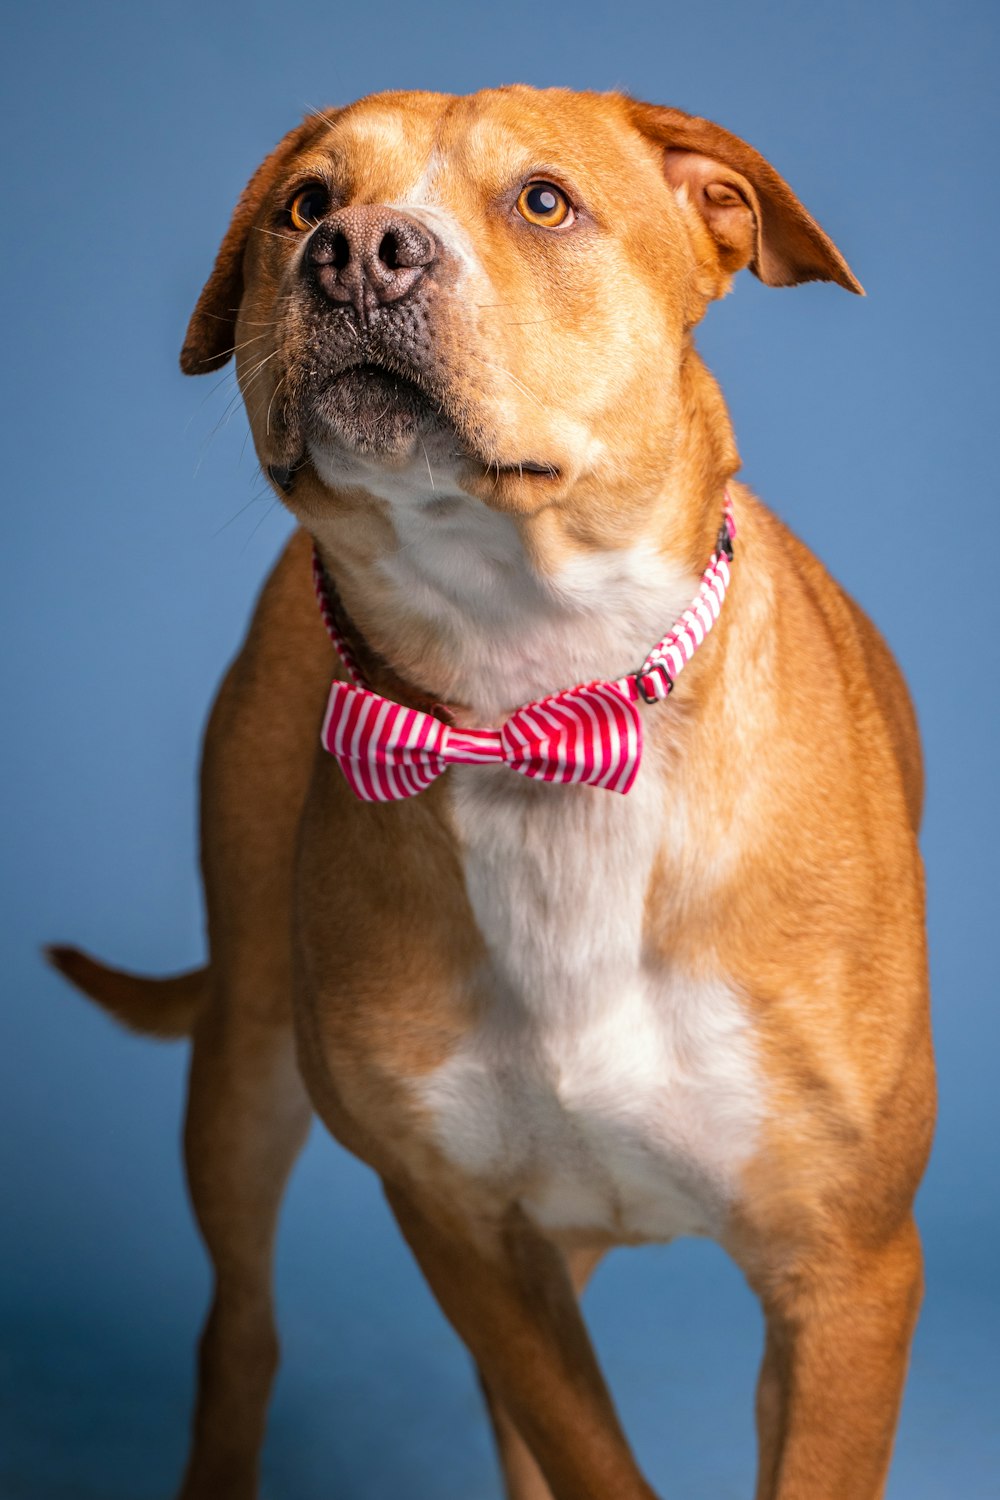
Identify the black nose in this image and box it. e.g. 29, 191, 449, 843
306, 207, 437, 319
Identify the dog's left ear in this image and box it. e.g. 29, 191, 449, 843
180, 114, 331, 375
627, 100, 863, 299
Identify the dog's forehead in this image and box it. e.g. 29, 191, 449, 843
291, 88, 661, 207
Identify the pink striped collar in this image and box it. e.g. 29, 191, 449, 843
312, 496, 735, 802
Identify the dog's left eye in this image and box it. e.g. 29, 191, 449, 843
287, 184, 330, 231
516, 181, 573, 229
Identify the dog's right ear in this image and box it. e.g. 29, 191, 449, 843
179, 115, 330, 375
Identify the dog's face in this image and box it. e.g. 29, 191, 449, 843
183, 88, 858, 545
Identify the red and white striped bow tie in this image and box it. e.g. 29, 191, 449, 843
314, 498, 735, 802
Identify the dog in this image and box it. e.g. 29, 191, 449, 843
51, 87, 935, 1500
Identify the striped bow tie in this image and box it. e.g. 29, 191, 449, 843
313, 498, 734, 803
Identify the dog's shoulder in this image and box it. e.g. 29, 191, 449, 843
748, 497, 922, 832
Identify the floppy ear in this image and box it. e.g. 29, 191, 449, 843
179, 114, 330, 375
626, 99, 863, 297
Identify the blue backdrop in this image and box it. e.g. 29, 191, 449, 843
2, 2, 997, 1496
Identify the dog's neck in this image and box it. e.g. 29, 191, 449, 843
302, 346, 738, 725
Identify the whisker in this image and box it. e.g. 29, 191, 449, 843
238, 349, 282, 402
497, 316, 558, 329
206, 329, 272, 362
302, 102, 341, 133
242, 496, 281, 554
472, 304, 556, 326
467, 353, 545, 412
191, 386, 247, 476
226, 316, 286, 329
265, 375, 287, 436
213, 488, 269, 538
184, 368, 240, 435
419, 438, 436, 491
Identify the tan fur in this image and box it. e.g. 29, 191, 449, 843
56, 88, 933, 1500
47, 945, 207, 1037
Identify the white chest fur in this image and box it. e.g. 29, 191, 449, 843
314, 461, 765, 1239
418, 761, 764, 1243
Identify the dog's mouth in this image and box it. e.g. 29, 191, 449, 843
307, 361, 444, 457
299, 360, 561, 487
491, 460, 560, 479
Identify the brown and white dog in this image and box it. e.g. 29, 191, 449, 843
51, 87, 935, 1500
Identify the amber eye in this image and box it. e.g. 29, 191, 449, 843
515, 181, 573, 229
288, 184, 330, 231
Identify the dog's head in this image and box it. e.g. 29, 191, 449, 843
182, 87, 859, 541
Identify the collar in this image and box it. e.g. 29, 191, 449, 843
311, 494, 735, 801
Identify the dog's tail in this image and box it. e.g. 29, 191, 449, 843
45, 945, 207, 1039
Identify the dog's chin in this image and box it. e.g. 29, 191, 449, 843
293, 364, 563, 504
306, 364, 445, 466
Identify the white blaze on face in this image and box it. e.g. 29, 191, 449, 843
402, 146, 447, 204
390, 146, 486, 283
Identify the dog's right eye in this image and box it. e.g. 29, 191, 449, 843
287, 184, 330, 231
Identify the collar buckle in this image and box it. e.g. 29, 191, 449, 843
634, 664, 673, 704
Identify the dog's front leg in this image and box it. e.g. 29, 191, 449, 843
384, 1187, 656, 1500
479, 1247, 605, 1500
751, 1218, 924, 1500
